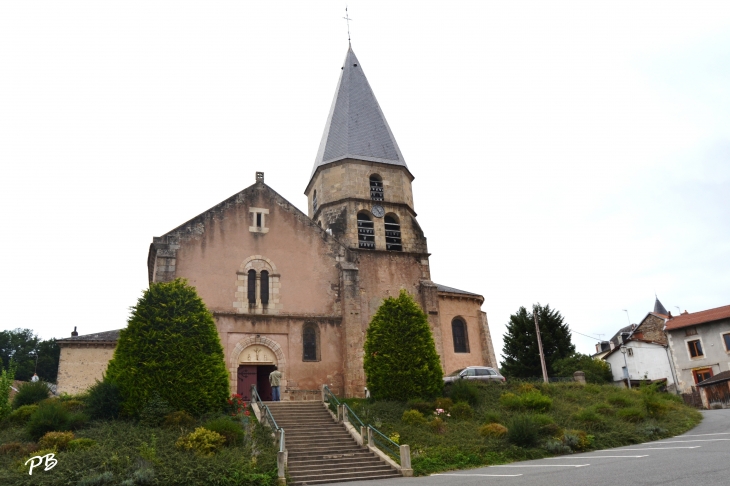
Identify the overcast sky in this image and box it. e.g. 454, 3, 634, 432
1, 1, 729, 362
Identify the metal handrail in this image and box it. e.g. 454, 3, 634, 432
323, 386, 401, 463
369, 425, 401, 461
344, 403, 365, 430
251, 385, 284, 453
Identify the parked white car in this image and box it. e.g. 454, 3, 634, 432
443, 366, 506, 384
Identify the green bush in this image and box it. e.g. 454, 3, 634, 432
67, 437, 97, 451
553, 353, 613, 384
176, 427, 226, 456
12, 380, 50, 408
363, 290, 444, 401
434, 397, 453, 411
406, 400, 434, 416
446, 380, 481, 406
139, 393, 172, 427
478, 423, 507, 438
0, 441, 39, 456
607, 394, 632, 408
203, 418, 245, 446
402, 409, 427, 425
520, 391, 552, 412
78, 471, 115, 486
530, 413, 554, 427
450, 402, 474, 420
26, 399, 72, 440
562, 429, 593, 451
541, 422, 563, 438
574, 407, 603, 423
506, 415, 538, 447
6, 404, 38, 424
38, 430, 75, 450
544, 439, 571, 454
499, 392, 521, 409
428, 417, 446, 434
164, 410, 196, 428
617, 407, 646, 423
0, 360, 18, 420
61, 399, 85, 412
85, 379, 122, 420
483, 411, 501, 424
105, 279, 230, 417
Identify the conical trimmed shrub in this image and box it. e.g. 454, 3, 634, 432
364, 290, 443, 400
106, 279, 229, 417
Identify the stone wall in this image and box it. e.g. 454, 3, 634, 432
635, 314, 668, 345
56, 345, 116, 395
436, 293, 492, 374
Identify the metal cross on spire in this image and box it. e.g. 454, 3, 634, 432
343, 7, 352, 46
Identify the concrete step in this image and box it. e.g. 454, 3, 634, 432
289, 461, 389, 474
288, 447, 367, 459
291, 471, 401, 486
288, 455, 383, 468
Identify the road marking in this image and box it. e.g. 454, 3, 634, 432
596, 446, 700, 451
680, 433, 730, 437
548, 455, 648, 459
432, 474, 523, 477
491, 464, 589, 468
647, 439, 730, 444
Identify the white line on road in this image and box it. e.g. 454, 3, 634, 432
548, 455, 648, 459
647, 439, 730, 444
596, 446, 701, 451
491, 464, 589, 468
431, 474, 523, 477
680, 433, 730, 437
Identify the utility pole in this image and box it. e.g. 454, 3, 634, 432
534, 306, 549, 384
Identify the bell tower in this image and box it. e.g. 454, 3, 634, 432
304, 47, 427, 254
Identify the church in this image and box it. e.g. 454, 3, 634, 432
57, 47, 497, 400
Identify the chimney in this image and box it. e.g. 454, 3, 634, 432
71, 326, 78, 337
682, 310, 689, 315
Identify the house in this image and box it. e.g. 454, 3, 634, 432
664, 304, 730, 393
55, 46, 497, 400
602, 297, 677, 390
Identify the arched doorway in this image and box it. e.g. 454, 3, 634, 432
237, 344, 279, 402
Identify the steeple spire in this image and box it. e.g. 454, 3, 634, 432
310, 47, 407, 180
654, 295, 668, 315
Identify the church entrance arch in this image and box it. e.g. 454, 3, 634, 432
231, 337, 285, 402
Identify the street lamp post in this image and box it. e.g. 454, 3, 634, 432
620, 346, 631, 390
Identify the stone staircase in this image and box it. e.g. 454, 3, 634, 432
266, 401, 400, 485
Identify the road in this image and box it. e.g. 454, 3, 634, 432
327, 409, 730, 486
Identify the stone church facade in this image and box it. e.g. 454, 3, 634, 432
59, 47, 497, 400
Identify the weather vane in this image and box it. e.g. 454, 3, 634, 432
343, 7, 352, 46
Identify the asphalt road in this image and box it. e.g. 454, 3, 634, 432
327, 409, 730, 486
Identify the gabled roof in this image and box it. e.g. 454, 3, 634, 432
697, 370, 730, 387
57, 329, 121, 344
311, 47, 407, 181
664, 304, 730, 331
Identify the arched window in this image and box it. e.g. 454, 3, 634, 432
357, 212, 375, 249
452, 318, 469, 353
247, 270, 256, 305
370, 174, 383, 201
303, 323, 320, 361
384, 215, 402, 251
312, 190, 318, 213
260, 270, 269, 305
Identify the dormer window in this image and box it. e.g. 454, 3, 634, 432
370, 174, 383, 201
384, 215, 402, 251
357, 212, 375, 249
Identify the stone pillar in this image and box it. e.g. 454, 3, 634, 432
399, 444, 413, 477
419, 280, 445, 369
340, 262, 365, 398
573, 371, 586, 385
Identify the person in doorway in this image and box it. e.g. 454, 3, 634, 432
269, 366, 282, 401
31, 373, 39, 382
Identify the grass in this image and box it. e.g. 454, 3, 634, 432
0, 413, 278, 485
342, 381, 702, 476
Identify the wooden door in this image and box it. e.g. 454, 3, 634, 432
237, 365, 257, 401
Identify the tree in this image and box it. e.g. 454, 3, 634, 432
500, 304, 575, 378
0, 360, 17, 420
363, 290, 443, 401
105, 279, 230, 417
553, 353, 613, 384
0, 329, 60, 382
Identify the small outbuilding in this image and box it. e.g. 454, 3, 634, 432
697, 370, 730, 409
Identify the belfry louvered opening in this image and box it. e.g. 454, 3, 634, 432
357, 212, 375, 249
384, 215, 402, 251
312, 190, 318, 213
370, 174, 383, 201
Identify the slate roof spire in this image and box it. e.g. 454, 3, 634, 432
654, 295, 668, 315
311, 47, 407, 179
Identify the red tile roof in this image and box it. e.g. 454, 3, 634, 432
664, 304, 730, 331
